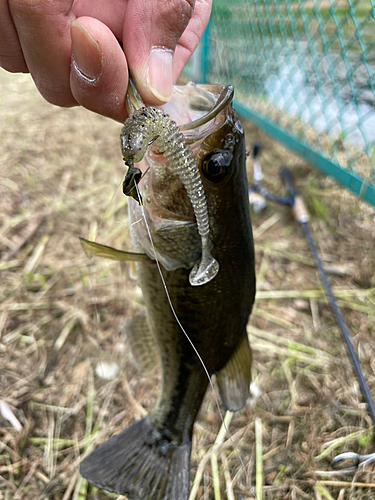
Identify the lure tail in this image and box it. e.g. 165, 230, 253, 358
80, 417, 191, 500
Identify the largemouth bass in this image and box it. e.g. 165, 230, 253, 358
80, 83, 256, 500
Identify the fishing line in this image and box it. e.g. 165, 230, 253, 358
114, 216, 144, 228
97, 179, 124, 233
86, 178, 140, 369
133, 181, 219, 403
86, 181, 125, 359
133, 179, 252, 493
84, 165, 257, 496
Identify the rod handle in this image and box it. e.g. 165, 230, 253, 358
293, 195, 309, 223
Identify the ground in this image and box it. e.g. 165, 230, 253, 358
0, 69, 375, 500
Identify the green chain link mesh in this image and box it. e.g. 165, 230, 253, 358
186, 0, 375, 205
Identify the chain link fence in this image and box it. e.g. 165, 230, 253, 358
186, 0, 375, 206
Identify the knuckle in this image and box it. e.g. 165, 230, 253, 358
156, 0, 195, 39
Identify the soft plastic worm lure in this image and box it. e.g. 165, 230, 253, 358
120, 106, 219, 286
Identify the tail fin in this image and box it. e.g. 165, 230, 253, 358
80, 417, 191, 500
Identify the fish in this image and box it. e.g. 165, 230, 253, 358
79, 83, 256, 500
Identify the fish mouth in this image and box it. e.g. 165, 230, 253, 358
161, 84, 234, 141
135, 83, 236, 217
128, 84, 235, 270
127, 76, 234, 135
180, 85, 234, 131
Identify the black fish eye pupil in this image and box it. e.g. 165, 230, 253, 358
202, 151, 231, 182
207, 159, 221, 176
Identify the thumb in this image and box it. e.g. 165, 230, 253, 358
123, 0, 195, 105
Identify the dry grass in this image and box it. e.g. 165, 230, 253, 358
1, 68, 375, 500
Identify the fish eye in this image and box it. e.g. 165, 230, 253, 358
202, 151, 232, 183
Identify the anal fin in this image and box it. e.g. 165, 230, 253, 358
216, 335, 252, 412
125, 314, 160, 373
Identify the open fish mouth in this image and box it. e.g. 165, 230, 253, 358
164, 84, 234, 134
127, 83, 234, 273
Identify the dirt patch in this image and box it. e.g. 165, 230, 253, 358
1, 69, 374, 499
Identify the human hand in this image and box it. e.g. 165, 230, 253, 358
0, 0, 212, 121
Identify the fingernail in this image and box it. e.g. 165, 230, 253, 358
71, 21, 101, 81
148, 48, 173, 102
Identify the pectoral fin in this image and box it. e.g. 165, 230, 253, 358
79, 237, 152, 262
216, 335, 252, 412
125, 314, 160, 373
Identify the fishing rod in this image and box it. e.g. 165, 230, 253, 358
248, 144, 375, 470
247, 144, 293, 210
279, 167, 375, 470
